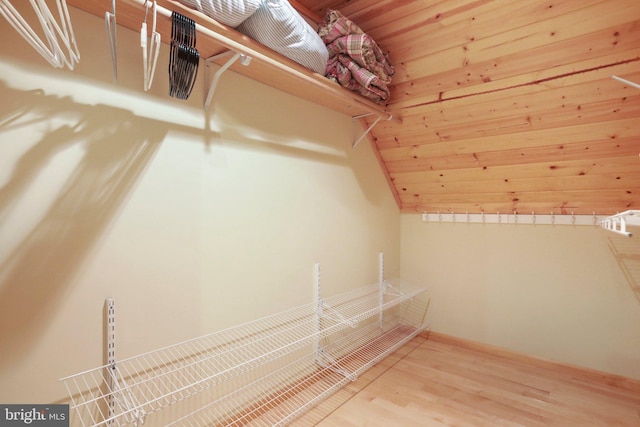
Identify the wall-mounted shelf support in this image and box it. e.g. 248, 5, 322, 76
318, 299, 358, 327
104, 298, 148, 427
108, 369, 146, 426
106, 298, 116, 425
204, 50, 252, 109
378, 252, 385, 327
352, 113, 392, 149
315, 349, 355, 380
314, 262, 322, 364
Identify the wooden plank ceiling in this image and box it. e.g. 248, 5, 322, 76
299, 0, 640, 215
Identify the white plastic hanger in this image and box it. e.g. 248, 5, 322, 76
0, 0, 60, 67
105, 0, 117, 80
46, 0, 80, 68
141, 0, 160, 91
0, 0, 80, 69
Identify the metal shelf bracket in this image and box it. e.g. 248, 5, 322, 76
352, 113, 391, 149
204, 51, 252, 109
315, 349, 357, 381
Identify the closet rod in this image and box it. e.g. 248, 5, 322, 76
600, 210, 640, 237
612, 75, 640, 91
422, 212, 605, 226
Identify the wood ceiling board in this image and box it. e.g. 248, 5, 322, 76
364, 1, 632, 91
374, 64, 640, 137
399, 189, 639, 215
379, 117, 640, 160
400, 172, 640, 195
371, 0, 604, 62
376, 96, 640, 149
399, 1, 638, 61
384, 139, 640, 174
386, 49, 640, 112
391, 156, 640, 185
388, 21, 640, 110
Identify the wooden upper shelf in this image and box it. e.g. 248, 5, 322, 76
66, 0, 395, 119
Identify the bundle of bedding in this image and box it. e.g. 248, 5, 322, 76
175, 0, 329, 74
318, 10, 395, 105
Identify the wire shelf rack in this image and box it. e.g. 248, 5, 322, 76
60, 262, 428, 427
168, 312, 426, 426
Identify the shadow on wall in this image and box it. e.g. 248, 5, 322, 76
607, 235, 640, 305
0, 82, 168, 372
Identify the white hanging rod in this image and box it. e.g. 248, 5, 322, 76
600, 210, 640, 237
612, 75, 640, 91
422, 211, 605, 226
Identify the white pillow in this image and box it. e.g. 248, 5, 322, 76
236, 0, 329, 74
176, 0, 262, 27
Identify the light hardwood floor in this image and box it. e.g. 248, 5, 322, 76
293, 333, 640, 426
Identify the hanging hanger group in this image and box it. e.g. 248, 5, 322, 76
2, 0, 201, 97
169, 11, 199, 100
0, 0, 80, 69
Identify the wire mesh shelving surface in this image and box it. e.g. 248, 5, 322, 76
168, 316, 425, 426
60, 281, 428, 427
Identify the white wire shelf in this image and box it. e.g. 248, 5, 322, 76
320, 281, 425, 327
168, 315, 426, 426
60, 280, 427, 427
601, 210, 640, 237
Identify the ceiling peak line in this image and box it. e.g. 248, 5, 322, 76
399, 56, 640, 111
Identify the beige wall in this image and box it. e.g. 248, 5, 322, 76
401, 214, 640, 379
0, 7, 400, 405
3, 3, 638, 420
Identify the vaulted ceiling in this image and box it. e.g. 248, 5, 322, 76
299, 0, 640, 215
